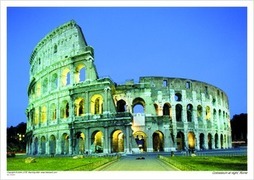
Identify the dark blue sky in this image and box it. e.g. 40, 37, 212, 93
7, 7, 247, 127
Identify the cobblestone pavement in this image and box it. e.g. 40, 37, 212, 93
97, 154, 178, 171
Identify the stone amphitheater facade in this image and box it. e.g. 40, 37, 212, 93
26, 20, 232, 155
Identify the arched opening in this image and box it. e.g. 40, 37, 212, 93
41, 136, 46, 154
220, 134, 224, 149
208, 133, 212, 149
60, 100, 69, 119
49, 135, 56, 155
219, 109, 222, 123
35, 82, 41, 97
206, 106, 211, 120
74, 64, 86, 83
74, 98, 85, 116
34, 108, 39, 125
79, 67, 86, 82
75, 132, 85, 154
133, 131, 147, 152
116, 99, 127, 112
154, 104, 159, 115
132, 97, 145, 114
50, 103, 56, 120
51, 73, 58, 90
215, 133, 219, 148
175, 92, 182, 101
54, 44, 57, 53
163, 103, 171, 117
187, 132, 195, 149
111, 130, 124, 153
152, 131, 164, 152
213, 109, 217, 123
187, 104, 193, 122
33, 137, 38, 155
41, 105, 47, 123
199, 133, 205, 150
61, 68, 71, 87
91, 131, 103, 153
42, 78, 48, 94
197, 105, 203, 121
133, 104, 144, 113
91, 95, 103, 115
176, 131, 184, 151
176, 104, 182, 122
61, 133, 69, 155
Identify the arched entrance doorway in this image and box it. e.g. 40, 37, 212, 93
187, 132, 195, 149
208, 133, 212, 149
41, 136, 46, 154
133, 131, 147, 152
111, 130, 124, 153
75, 132, 85, 154
220, 134, 224, 149
199, 133, 205, 150
49, 135, 56, 155
176, 132, 185, 150
152, 131, 164, 152
215, 133, 218, 148
33, 137, 38, 155
91, 131, 103, 153
61, 133, 69, 155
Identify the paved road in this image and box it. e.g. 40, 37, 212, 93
97, 154, 178, 171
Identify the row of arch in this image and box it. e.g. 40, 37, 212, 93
29, 63, 86, 98
27, 129, 229, 155
29, 94, 103, 125
118, 98, 229, 124
28, 95, 229, 127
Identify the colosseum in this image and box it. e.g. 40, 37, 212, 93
26, 20, 232, 155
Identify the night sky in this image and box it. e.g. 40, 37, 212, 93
6, 6, 247, 127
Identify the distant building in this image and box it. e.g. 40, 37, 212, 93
26, 20, 232, 155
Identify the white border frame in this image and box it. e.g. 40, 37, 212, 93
1, 1, 253, 180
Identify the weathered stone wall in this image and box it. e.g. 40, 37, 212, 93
26, 21, 231, 156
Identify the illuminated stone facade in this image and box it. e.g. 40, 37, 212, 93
26, 20, 232, 155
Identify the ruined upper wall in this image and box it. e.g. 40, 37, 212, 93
29, 20, 90, 77
116, 76, 229, 108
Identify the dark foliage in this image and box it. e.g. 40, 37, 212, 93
7, 122, 27, 153
230, 113, 247, 143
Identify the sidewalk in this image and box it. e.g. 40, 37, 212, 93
96, 154, 178, 171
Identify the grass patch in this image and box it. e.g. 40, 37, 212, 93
159, 155, 247, 171
7, 155, 118, 171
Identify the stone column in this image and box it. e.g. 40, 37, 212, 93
103, 87, 111, 114
45, 140, 49, 155
212, 133, 215, 149
70, 66, 74, 85
163, 125, 170, 152
68, 134, 72, 155
103, 127, 109, 153
85, 128, 89, 154
195, 132, 200, 150
85, 91, 89, 116
56, 139, 60, 154
204, 133, 208, 150
171, 104, 178, 149
37, 138, 41, 154
147, 126, 153, 152
125, 125, 131, 153
217, 134, 221, 149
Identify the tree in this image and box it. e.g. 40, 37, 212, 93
7, 122, 27, 153
230, 113, 247, 143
